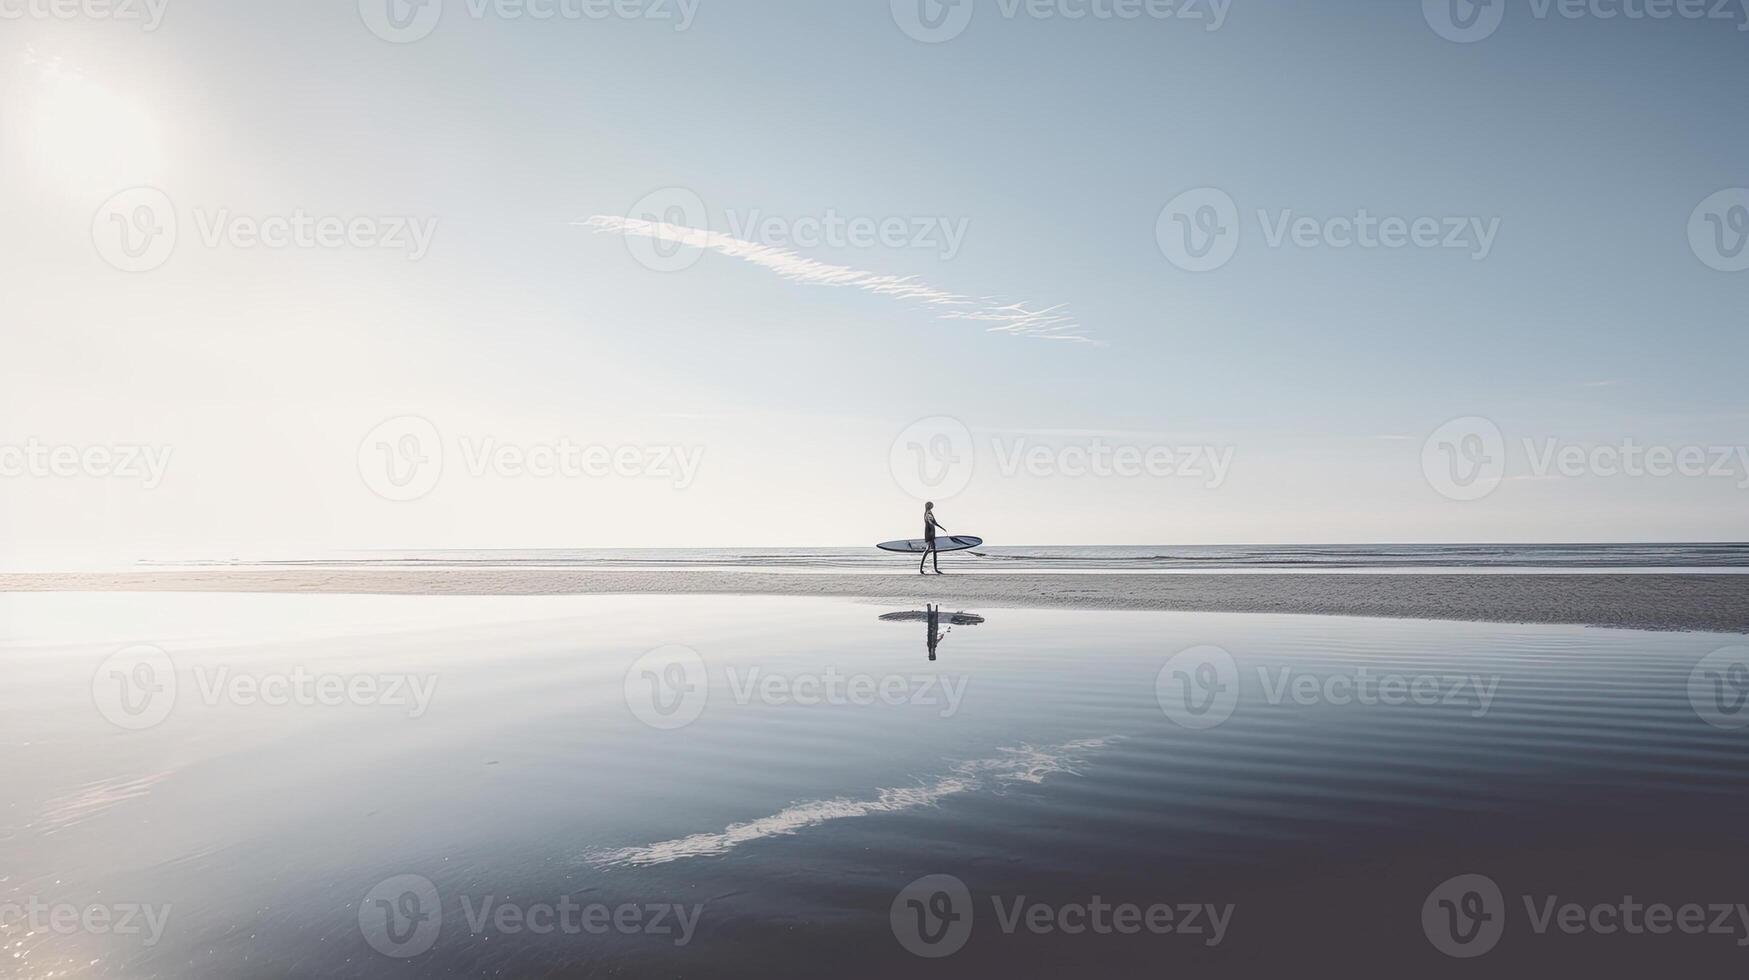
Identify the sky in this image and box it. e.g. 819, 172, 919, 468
1, 0, 1746, 565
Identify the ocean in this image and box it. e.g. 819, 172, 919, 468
148, 541, 1749, 573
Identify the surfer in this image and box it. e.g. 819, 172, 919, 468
921, 502, 947, 575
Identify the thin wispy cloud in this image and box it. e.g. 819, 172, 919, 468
583, 216, 1095, 344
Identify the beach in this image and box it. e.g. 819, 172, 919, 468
6, 569, 1748, 633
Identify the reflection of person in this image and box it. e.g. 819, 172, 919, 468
926, 604, 944, 661
921, 502, 949, 575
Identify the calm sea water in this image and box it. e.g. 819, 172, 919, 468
3, 593, 1748, 976
154, 541, 1749, 572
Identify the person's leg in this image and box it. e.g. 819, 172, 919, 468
932, 548, 942, 573
919, 546, 929, 574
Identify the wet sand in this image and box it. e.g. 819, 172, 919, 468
4, 569, 1747, 632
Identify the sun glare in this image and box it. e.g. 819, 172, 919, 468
6, 51, 166, 202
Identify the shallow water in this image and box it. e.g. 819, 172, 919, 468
2, 593, 1747, 977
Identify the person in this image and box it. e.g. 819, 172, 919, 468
921, 502, 948, 575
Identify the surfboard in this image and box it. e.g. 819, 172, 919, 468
878, 610, 986, 626
876, 535, 982, 554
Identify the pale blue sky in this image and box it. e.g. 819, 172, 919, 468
1, 1, 1745, 562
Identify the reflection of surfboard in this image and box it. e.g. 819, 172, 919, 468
876, 535, 982, 554
879, 611, 986, 626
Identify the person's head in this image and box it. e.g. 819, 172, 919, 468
925, 502, 934, 511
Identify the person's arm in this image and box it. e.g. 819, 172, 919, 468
933, 514, 948, 531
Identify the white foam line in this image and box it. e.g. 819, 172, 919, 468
588, 736, 1122, 868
